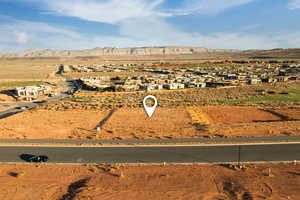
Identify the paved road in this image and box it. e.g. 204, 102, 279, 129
0, 93, 71, 119
0, 68, 76, 119
1, 136, 300, 145
1, 143, 300, 164
0, 78, 73, 119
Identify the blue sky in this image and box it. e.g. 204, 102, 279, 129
0, 0, 300, 52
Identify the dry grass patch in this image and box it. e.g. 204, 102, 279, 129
186, 106, 210, 124
0, 59, 58, 81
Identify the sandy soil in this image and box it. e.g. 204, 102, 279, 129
101, 107, 199, 139
208, 121, 300, 137
0, 59, 58, 81
274, 109, 300, 120
0, 163, 299, 200
0, 93, 15, 102
189, 106, 300, 138
0, 106, 299, 139
196, 106, 282, 124
0, 107, 200, 139
0, 110, 109, 139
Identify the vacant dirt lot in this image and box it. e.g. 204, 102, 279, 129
0, 163, 299, 200
274, 109, 300, 120
0, 107, 200, 139
0, 106, 299, 139
0, 110, 109, 139
208, 120, 300, 138
0, 59, 58, 81
101, 107, 199, 139
0, 93, 15, 102
188, 106, 300, 138
193, 106, 284, 124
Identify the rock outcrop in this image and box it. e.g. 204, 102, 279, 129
0, 46, 240, 58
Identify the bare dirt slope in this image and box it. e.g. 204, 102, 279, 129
0, 106, 299, 139
0, 59, 58, 81
197, 106, 282, 124
0, 163, 299, 200
0, 110, 109, 139
0, 46, 240, 58
101, 107, 200, 139
189, 106, 300, 138
0, 93, 15, 101
0, 107, 200, 139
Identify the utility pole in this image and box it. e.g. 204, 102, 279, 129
238, 145, 241, 166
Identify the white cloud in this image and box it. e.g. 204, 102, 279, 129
24, 0, 256, 24
120, 18, 191, 41
0, 20, 81, 39
15, 32, 29, 44
118, 18, 286, 49
273, 31, 300, 46
195, 32, 279, 49
0, 19, 89, 52
92, 17, 300, 50
168, 0, 255, 16
240, 24, 261, 31
37, 0, 168, 24
288, 0, 300, 9
0, 0, 299, 53
1, 17, 300, 53
0, 21, 81, 45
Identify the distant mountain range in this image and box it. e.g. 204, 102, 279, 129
0, 46, 241, 58
1, 47, 299, 59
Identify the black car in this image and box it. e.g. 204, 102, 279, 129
20, 154, 48, 162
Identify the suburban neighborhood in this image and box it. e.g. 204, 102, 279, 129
63, 62, 300, 92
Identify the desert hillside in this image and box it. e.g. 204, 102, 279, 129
0, 46, 241, 58
1, 47, 299, 60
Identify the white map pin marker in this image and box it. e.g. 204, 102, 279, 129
143, 95, 158, 117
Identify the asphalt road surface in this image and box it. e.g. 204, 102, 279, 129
1, 143, 300, 164
0, 91, 71, 119
0, 75, 73, 119
1, 136, 300, 145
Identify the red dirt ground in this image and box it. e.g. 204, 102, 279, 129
0, 93, 15, 102
0, 107, 200, 139
0, 109, 109, 139
0, 106, 299, 139
274, 109, 300, 120
198, 106, 282, 124
0, 163, 299, 200
101, 107, 200, 139
188, 106, 300, 138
